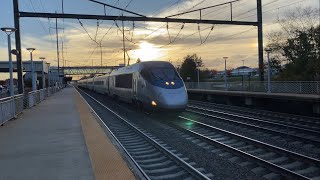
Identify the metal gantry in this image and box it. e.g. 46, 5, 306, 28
12, 0, 264, 94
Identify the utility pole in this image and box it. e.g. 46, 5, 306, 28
62, 41, 64, 68
223, 57, 228, 91
122, 19, 126, 66
13, 0, 24, 94
257, 0, 264, 81
266, 48, 271, 93
55, 14, 60, 78
100, 42, 102, 66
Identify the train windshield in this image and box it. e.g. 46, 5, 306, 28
141, 66, 183, 89
149, 68, 180, 81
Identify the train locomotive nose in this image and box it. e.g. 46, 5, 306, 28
157, 89, 188, 110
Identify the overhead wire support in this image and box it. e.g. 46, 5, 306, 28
16, 0, 265, 81
20, 12, 258, 26
201, 25, 214, 45
87, 0, 146, 17
198, 24, 202, 44
172, 23, 184, 43
167, 22, 172, 42
165, 0, 240, 18
230, 2, 233, 21
159, 23, 185, 48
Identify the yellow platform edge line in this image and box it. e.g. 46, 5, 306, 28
74, 89, 136, 180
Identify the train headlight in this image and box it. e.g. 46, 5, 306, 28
171, 81, 175, 85
151, 101, 157, 106
165, 82, 169, 85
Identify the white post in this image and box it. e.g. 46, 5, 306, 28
42, 69, 45, 89
48, 66, 50, 88
197, 68, 200, 88
30, 52, 36, 91
40, 59, 45, 90
7, 34, 14, 96
223, 57, 228, 91
267, 51, 271, 93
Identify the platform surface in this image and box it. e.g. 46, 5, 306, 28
0, 87, 135, 180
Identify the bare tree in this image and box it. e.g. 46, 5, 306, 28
279, 6, 319, 36
267, 6, 319, 64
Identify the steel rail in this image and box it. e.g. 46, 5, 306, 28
177, 116, 320, 179
189, 100, 320, 129
76, 87, 211, 180
185, 107, 320, 145
188, 105, 320, 139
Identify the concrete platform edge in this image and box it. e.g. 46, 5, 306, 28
75, 88, 145, 180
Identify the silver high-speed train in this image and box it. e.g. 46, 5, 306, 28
78, 61, 188, 111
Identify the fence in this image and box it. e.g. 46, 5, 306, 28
185, 81, 320, 95
0, 86, 61, 126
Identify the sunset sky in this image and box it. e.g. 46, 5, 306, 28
0, 0, 319, 80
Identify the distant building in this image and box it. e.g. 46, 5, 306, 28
230, 66, 257, 76
216, 71, 225, 77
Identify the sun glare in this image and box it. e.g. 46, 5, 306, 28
132, 41, 162, 61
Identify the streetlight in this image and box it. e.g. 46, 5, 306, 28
223, 57, 228, 91
27, 48, 36, 91
265, 48, 272, 93
1, 27, 17, 96
39, 57, 46, 89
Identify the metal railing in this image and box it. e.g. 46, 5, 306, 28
0, 86, 62, 126
185, 81, 320, 95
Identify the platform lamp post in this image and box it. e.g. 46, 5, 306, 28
1, 27, 16, 96
39, 57, 46, 89
223, 57, 228, 91
27, 48, 36, 91
265, 48, 272, 93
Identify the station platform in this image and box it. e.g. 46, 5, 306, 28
188, 89, 320, 115
0, 87, 135, 180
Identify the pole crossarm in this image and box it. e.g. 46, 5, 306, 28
19, 12, 258, 26
166, 0, 240, 18
88, 0, 145, 17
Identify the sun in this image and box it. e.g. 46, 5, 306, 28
132, 41, 163, 62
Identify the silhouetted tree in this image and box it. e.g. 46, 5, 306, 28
266, 6, 319, 80
179, 54, 203, 81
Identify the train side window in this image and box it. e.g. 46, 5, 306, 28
115, 74, 133, 89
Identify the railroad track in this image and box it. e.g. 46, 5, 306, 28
171, 116, 320, 179
189, 100, 320, 132
76, 88, 213, 180
185, 104, 320, 146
